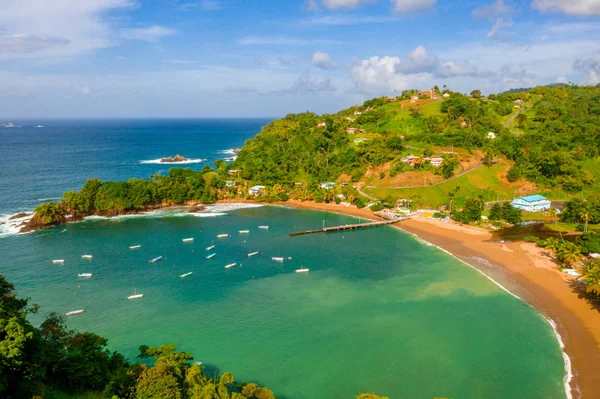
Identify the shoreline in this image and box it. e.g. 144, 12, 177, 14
5, 199, 599, 397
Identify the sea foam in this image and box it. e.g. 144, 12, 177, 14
139, 158, 206, 165
0, 213, 33, 238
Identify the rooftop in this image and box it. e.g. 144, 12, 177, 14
515, 194, 548, 202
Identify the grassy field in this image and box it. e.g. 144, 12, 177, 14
364, 159, 575, 209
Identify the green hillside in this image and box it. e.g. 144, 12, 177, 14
232, 85, 600, 208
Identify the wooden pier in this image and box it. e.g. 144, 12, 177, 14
289, 219, 402, 236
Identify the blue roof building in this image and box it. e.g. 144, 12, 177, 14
511, 194, 551, 212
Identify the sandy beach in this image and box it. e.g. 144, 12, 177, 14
269, 199, 600, 399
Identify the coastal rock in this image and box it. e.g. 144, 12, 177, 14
160, 154, 188, 163
9, 212, 31, 220
233, 148, 242, 154
188, 204, 206, 213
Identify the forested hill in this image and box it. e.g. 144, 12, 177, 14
232, 85, 600, 196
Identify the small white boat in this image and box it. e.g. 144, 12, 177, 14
149, 256, 162, 263
65, 309, 84, 316
272, 257, 284, 262
182, 238, 194, 242
295, 268, 310, 273
52, 259, 64, 264
206, 253, 216, 259
224, 263, 237, 269
206, 245, 215, 251
81, 255, 92, 259
239, 230, 250, 234
129, 245, 141, 249
258, 226, 269, 230
179, 272, 193, 278
217, 234, 229, 238
77, 273, 92, 278
127, 289, 143, 300
248, 251, 259, 257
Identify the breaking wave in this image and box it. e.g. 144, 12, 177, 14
139, 158, 206, 165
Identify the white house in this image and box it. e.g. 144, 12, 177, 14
354, 111, 362, 115
428, 157, 444, 167
320, 182, 336, 190
410, 96, 419, 102
317, 122, 326, 127
443, 93, 450, 98
346, 117, 355, 122
249, 185, 266, 196
487, 132, 496, 139
511, 195, 551, 212
387, 96, 397, 101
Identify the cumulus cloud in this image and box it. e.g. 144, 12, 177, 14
273, 75, 336, 95
531, 0, 600, 16
392, 0, 437, 13
312, 52, 337, 69
556, 76, 569, 84
487, 17, 513, 39
350, 46, 497, 93
121, 25, 177, 42
472, 0, 511, 18
498, 64, 536, 85
0, 0, 133, 60
573, 56, 600, 84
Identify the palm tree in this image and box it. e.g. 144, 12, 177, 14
548, 207, 558, 222
556, 242, 581, 268
446, 192, 455, 213
581, 261, 600, 296
543, 237, 560, 251
580, 207, 591, 233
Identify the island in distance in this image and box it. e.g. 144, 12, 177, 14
160, 154, 188, 163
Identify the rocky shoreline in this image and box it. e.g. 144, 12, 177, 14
17, 201, 208, 233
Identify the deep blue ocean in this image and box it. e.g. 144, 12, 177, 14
0, 119, 270, 215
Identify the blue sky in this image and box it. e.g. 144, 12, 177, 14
0, 0, 599, 117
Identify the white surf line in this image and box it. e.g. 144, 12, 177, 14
401, 229, 574, 399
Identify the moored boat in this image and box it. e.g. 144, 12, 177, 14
217, 234, 229, 238
206, 244, 215, 251
179, 272, 193, 278
182, 238, 194, 242
65, 309, 84, 316
239, 230, 250, 234
77, 273, 92, 278
247, 251, 259, 257
81, 255, 92, 259
272, 257, 284, 262
258, 225, 269, 230
206, 253, 216, 259
295, 268, 309, 273
127, 289, 143, 300
129, 245, 141, 249
52, 259, 64, 264
224, 263, 237, 269
148, 256, 162, 263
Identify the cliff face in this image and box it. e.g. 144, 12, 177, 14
20, 213, 66, 233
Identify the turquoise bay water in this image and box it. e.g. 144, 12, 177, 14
1, 205, 565, 399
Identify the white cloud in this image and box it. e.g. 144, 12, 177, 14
0, 34, 70, 54
391, 0, 436, 13
487, 17, 513, 39
179, 0, 222, 11
573, 56, 600, 84
312, 52, 337, 69
0, 0, 133, 60
121, 25, 177, 42
351, 55, 426, 93
472, 0, 511, 18
236, 36, 344, 46
531, 0, 600, 16
310, 0, 375, 10
556, 76, 569, 84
